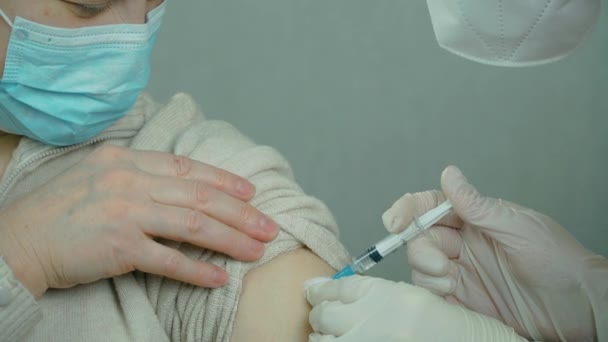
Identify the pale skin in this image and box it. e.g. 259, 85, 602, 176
0, 1, 333, 340
0, 0, 283, 296
231, 249, 335, 342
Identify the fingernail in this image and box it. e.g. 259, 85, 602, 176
259, 217, 278, 235
443, 166, 467, 190
237, 181, 254, 196
250, 240, 264, 255
382, 208, 406, 233
213, 269, 228, 286
390, 216, 404, 232
382, 210, 394, 231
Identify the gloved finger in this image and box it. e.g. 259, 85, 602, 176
407, 226, 461, 276
309, 301, 356, 336
445, 295, 463, 306
309, 333, 338, 342
411, 261, 460, 296
309, 333, 337, 342
423, 225, 462, 259
303, 277, 332, 294
303, 277, 331, 306
305, 275, 374, 306
441, 166, 521, 241
382, 190, 463, 234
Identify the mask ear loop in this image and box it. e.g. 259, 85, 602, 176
0, 9, 13, 28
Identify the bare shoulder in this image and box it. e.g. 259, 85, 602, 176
230, 248, 335, 342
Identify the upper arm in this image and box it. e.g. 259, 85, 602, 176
230, 248, 335, 342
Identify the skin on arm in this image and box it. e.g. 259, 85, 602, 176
231, 248, 335, 342
0, 133, 20, 177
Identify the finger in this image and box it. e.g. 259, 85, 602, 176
147, 176, 278, 242
445, 295, 464, 306
382, 190, 463, 234
441, 165, 526, 241
407, 226, 461, 276
407, 239, 448, 276
411, 261, 460, 296
309, 333, 338, 342
422, 225, 463, 259
134, 240, 228, 288
131, 149, 256, 201
303, 277, 332, 293
305, 275, 374, 306
138, 204, 265, 261
309, 301, 355, 336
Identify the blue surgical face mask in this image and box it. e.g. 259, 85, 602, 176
0, 2, 166, 146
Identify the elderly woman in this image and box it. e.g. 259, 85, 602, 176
0, 1, 349, 341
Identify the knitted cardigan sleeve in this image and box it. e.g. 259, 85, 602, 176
128, 93, 351, 342
0, 257, 42, 341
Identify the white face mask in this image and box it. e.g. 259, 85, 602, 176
426, 0, 601, 67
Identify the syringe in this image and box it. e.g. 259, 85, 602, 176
333, 200, 453, 279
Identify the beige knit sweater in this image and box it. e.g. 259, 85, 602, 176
0, 93, 351, 341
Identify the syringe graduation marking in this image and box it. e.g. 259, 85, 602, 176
333, 200, 453, 279
365, 247, 384, 263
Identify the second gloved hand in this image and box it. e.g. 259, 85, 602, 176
382, 166, 605, 341
304, 275, 526, 342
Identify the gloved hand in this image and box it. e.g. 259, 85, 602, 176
304, 275, 526, 342
382, 165, 607, 341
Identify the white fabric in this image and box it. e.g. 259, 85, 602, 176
0, 93, 351, 341
426, 0, 601, 67
382, 165, 607, 341
304, 275, 526, 342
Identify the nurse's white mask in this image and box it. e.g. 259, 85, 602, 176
426, 0, 601, 67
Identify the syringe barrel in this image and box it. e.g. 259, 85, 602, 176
351, 246, 382, 273
375, 233, 406, 256
351, 234, 405, 274
347, 200, 453, 276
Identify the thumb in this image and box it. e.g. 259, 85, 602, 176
441, 166, 516, 238
305, 275, 376, 306
309, 333, 337, 342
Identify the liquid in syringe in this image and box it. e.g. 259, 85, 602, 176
333, 200, 453, 279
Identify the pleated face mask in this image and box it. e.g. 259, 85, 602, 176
0, 2, 166, 146
426, 0, 601, 67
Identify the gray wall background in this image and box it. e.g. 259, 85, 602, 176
148, 1, 608, 282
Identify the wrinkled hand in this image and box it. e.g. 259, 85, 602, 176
304, 275, 525, 342
382, 165, 600, 341
0, 145, 278, 297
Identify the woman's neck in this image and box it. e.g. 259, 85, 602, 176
0, 133, 21, 180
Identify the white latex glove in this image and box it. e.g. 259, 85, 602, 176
304, 275, 526, 342
382, 166, 608, 341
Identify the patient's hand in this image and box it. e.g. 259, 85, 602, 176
231, 248, 335, 341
